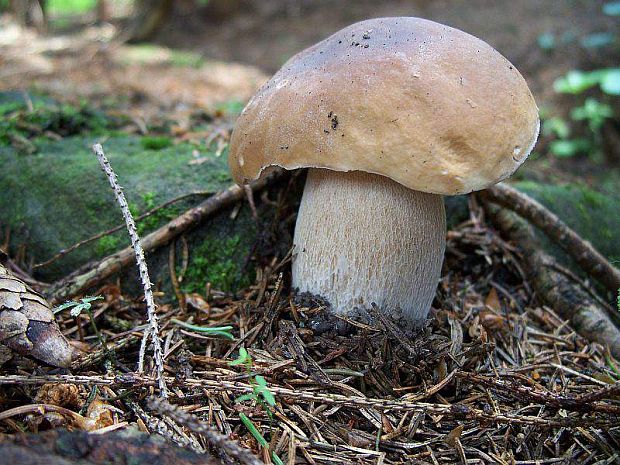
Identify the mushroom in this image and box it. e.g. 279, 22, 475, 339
228, 17, 539, 324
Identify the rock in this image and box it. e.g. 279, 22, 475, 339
514, 180, 620, 264
0, 133, 261, 295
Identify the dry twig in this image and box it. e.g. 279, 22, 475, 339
149, 398, 264, 465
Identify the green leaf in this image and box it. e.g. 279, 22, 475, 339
580, 32, 616, 49
571, 98, 613, 132
542, 117, 570, 139
239, 413, 269, 448
260, 388, 276, 407
54, 301, 78, 314
171, 318, 235, 339
70, 303, 88, 317
600, 69, 620, 95
234, 393, 258, 403
254, 375, 268, 386
603, 2, 620, 15
549, 138, 591, 158
553, 70, 599, 94
229, 347, 249, 366
238, 413, 284, 465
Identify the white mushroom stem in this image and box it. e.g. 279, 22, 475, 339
292, 169, 446, 323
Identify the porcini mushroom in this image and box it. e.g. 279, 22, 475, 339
228, 17, 539, 324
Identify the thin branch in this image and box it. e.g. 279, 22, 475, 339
482, 201, 620, 357
482, 183, 620, 294
92, 143, 167, 397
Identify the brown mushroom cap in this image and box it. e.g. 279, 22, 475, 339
228, 17, 539, 195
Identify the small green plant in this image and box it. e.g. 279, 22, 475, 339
239, 413, 285, 465
229, 348, 282, 464
543, 68, 619, 159
54, 295, 103, 317
229, 347, 276, 408
54, 296, 104, 345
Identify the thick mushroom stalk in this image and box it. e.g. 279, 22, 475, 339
292, 169, 446, 323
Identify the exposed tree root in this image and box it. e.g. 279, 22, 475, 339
483, 183, 620, 294
483, 201, 620, 358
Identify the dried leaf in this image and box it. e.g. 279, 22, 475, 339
479, 310, 507, 331
444, 424, 464, 447
35, 383, 81, 409
485, 288, 501, 311
87, 398, 115, 429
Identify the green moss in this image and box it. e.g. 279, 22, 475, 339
119, 45, 205, 69
183, 234, 253, 293
141, 136, 173, 151
0, 96, 112, 150
0, 134, 236, 280
215, 100, 246, 116
169, 50, 206, 68
95, 235, 123, 256
515, 181, 620, 265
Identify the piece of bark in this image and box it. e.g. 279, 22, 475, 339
483, 203, 620, 358
482, 183, 620, 294
0, 429, 224, 465
45, 169, 285, 303
0, 263, 75, 368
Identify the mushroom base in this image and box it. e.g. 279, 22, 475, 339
292, 169, 446, 324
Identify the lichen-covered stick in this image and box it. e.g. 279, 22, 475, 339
92, 143, 168, 397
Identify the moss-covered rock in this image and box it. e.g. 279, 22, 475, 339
0, 132, 260, 295
514, 180, 620, 266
